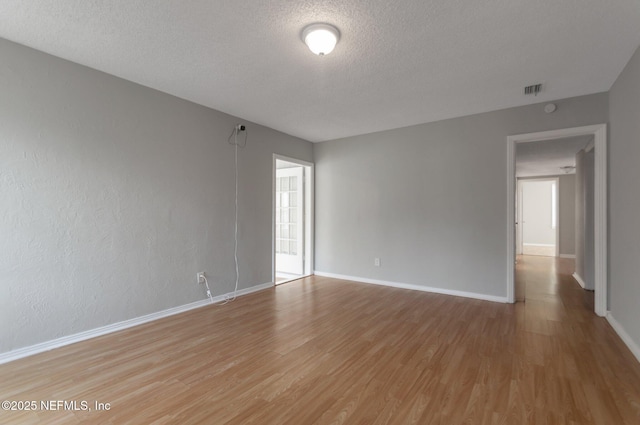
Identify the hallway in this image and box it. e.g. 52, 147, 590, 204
515, 255, 639, 423
517, 255, 593, 310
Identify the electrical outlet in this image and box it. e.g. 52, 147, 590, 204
197, 272, 206, 284
374, 258, 381, 267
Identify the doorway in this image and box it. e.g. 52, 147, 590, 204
273, 155, 313, 284
517, 178, 559, 257
507, 124, 607, 316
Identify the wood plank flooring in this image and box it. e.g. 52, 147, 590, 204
1, 256, 640, 424
522, 244, 556, 257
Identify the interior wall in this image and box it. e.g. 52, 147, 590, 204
574, 147, 595, 290
516, 175, 575, 257
0, 38, 313, 354
521, 180, 556, 246
314, 93, 608, 298
609, 44, 640, 350
558, 174, 576, 256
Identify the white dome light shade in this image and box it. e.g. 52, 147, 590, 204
302, 23, 340, 56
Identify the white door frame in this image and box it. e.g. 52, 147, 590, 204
517, 177, 560, 257
275, 166, 305, 275
507, 124, 607, 316
272, 154, 314, 284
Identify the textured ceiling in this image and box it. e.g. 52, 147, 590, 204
516, 136, 592, 178
0, 1, 639, 142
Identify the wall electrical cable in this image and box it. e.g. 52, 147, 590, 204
217, 124, 247, 304
203, 275, 214, 303
228, 127, 240, 303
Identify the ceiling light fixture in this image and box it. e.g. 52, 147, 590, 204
301, 23, 340, 56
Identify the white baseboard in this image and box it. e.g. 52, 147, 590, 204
0, 282, 273, 365
231, 282, 273, 297
523, 243, 555, 247
559, 254, 576, 259
313, 271, 508, 303
606, 312, 640, 364
572, 272, 587, 289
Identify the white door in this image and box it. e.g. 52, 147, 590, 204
520, 179, 558, 256
275, 167, 304, 275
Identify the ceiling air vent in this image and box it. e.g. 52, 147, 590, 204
524, 84, 542, 96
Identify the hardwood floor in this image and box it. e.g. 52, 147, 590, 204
521, 244, 556, 257
1, 257, 640, 424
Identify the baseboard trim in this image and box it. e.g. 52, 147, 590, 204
313, 271, 508, 303
523, 243, 555, 247
572, 272, 587, 289
559, 254, 576, 259
606, 312, 640, 364
0, 282, 273, 365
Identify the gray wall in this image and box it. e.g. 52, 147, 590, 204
521, 180, 556, 246
516, 176, 575, 256
609, 45, 640, 349
575, 148, 595, 289
558, 174, 576, 257
0, 38, 312, 353
314, 93, 608, 298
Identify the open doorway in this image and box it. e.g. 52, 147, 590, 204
507, 124, 607, 316
517, 178, 559, 257
273, 155, 313, 284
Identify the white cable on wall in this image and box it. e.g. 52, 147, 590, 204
214, 124, 247, 304
204, 275, 214, 303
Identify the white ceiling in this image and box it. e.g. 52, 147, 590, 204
516, 136, 592, 178
1, 1, 639, 142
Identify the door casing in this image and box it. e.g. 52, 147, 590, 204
272, 154, 314, 284
507, 124, 607, 316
